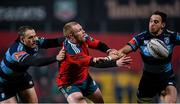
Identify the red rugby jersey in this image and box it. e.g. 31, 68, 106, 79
56, 34, 100, 86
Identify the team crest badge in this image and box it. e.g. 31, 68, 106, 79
164, 37, 170, 44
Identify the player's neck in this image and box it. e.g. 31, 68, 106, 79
68, 38, 78, 44
68, 39, 78, 45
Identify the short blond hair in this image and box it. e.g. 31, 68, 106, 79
63, 21, 78, 37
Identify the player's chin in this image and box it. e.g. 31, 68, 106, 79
150, 28, 158, 33
31, 44, 38, 48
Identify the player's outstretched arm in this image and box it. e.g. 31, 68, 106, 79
118, 45, 133, 56
89, 56, 132, 68
108, 45, 133, 60
20, 47, 65, 66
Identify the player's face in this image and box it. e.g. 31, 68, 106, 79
22, 29, 38, 48
149, 15, 165, 35
71, 24, 86, 43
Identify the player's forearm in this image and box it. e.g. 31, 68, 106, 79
118, 45, 132, 56
41, 37, 65, 48
89, 58, 117, 68
96, 42, 110, 53
21, 55, 57, 66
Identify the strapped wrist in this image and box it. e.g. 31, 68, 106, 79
107, 56, 112, 61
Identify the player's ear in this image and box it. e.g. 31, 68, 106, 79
69, 33, 73, 37
20, 36, 24, 42
68, 33, 75, 38
162, 23, 166, 28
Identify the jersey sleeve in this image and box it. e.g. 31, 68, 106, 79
11, 51, 29, 62
89, 59, 117, 68
83, 34, 100, 48
12, 51, 57, 66
127, 37, 139, 51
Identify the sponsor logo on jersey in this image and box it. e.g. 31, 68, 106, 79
129, 38, 136, 45
14, 51, 27, 60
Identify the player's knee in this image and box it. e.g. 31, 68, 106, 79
68, 97, 86, 103
161, 95, 176, 103
169, 92, 177, 103
166, 94, 177, 103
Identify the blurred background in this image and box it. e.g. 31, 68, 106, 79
0, 0, 180, 103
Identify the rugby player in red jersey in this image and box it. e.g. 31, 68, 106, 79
56, 21, 132, 103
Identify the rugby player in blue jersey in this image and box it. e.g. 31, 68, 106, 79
0, 26, 66, 103
110, 11, 180, 103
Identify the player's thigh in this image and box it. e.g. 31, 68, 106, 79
18, 87, 38, 103
86, 88, 104, 103
0, 96, 17, 103
0, 82, 18, 102
16, 73, 36, 103
59, 85, 86, 103
67, 92, 87, 103
137, 73, 159, 102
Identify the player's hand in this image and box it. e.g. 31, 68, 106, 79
106, 49, 120, 60
107, 49, 119, 56
56, 47, 65, 61
116, 56, 132, 68
108, 54, 119, 60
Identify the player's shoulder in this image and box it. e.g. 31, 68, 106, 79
165, 29, 175, 34
133, 31, 148, 39
135, 31, 148, 36
9, 40, 25, 54
164, 29, 178, 37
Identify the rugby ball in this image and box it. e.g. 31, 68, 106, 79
147, 38, 169, 59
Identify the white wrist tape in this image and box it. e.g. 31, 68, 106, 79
107, 56, 112, 61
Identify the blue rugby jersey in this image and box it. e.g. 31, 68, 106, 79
0, 37, 63, 82
128, 29, 180, 73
